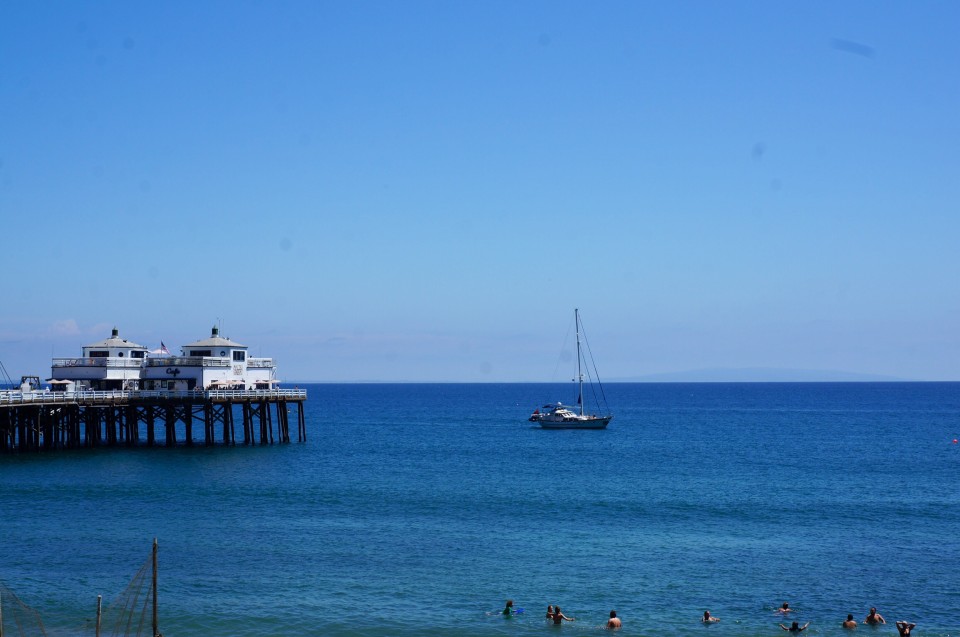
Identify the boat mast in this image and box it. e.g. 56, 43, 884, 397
576, 308, 584, 416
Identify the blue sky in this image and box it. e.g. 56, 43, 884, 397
1, 1, 958, 382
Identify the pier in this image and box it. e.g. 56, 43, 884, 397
0, 388, 307, 452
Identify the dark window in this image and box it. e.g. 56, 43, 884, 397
233, 351, 246, 362
89, 351, 108, 358
131, 351, 145, 359
189, 350, 212, 357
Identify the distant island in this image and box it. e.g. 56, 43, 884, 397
611, 367, 910, 383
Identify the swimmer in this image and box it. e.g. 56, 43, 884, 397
780, 621, 810, 632
843, 614, 858, 629
864, 608, 886, 625
702, 610, 720, 623
502, 600, 514, 615
552, 606, 575, 624
777, 603, 793, 614
895, 621, 916, 637
546, 605, 555, 620
607, 610, 622, 629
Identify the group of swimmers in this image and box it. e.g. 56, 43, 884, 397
770, 602, 917, 635
501, 600, 621, 629
502, 599, 918, 633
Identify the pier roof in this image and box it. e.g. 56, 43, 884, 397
85, 328, 147, 350
184, 326, 246, 349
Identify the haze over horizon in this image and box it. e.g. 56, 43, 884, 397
2, 2, 958, 383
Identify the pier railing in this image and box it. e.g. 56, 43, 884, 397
52, 358, 146, 369
0, 388, 307, 406
143, 356, 231, 368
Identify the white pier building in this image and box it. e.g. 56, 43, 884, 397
141, 326, 276, 391
50, 328, 148, 391
50, 326, 277, 391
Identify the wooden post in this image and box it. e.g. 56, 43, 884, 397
241, 402, 250, 445
147, 408, 155, 447
266, 401, 274, 444
96, 594, 102, 637
260, 401, 267, 445
299, 402, 306, 442
203, 403, 213, 446
106, 408, 115, 446
165, 406, 176, 447
184, 404, 193, 446
127, 405, 139, 446
152, 538, 159, 637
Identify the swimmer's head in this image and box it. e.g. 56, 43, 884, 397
848, 615, 854, 621
610, 611, 617, 618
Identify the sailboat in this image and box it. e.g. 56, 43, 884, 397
529, 309, 613, 429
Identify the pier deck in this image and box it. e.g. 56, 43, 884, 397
0, 388, 307, 452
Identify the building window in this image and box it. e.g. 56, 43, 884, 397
189, 350, 212, 357
131, 351, 145, 359
118, 352, 124, 357
89, 351, 108, 358
233, 351, 246, 362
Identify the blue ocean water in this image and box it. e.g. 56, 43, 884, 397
2, 383, 959, 637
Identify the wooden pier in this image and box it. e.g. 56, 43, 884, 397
0, 389, 307, 452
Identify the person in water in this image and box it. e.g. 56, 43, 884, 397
702, 610, 720, 623
607, 610, 622, 629
864, 608, 886, 625
552, 606, 575, 624
896, 621, 916, 637
843, 614, 858, 629
780, 621, 810, 632
777, 602, 793, 614
502, 600, 514, 615
546, 605, 555, 620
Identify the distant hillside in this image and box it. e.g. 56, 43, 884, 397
611, 367, 909, 383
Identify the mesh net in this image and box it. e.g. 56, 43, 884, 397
99, 549, 156, 637
0, 581, 48, 637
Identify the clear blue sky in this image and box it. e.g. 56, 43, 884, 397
1, 1, 958, 382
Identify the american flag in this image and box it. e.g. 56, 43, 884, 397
160, 341, 170, 355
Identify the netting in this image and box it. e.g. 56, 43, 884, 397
0, 581, 48, 637
99, 549, 156, 637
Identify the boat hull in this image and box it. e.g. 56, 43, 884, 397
536, 415, 612, 430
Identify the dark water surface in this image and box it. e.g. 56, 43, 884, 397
2, 383, 959, 637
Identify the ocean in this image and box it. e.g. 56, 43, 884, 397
1, 382, 958, 637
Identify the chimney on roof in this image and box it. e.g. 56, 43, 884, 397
212, 325, 219, 337
112, 327, 119, 338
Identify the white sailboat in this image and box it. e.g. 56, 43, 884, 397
529, 309, 613, 429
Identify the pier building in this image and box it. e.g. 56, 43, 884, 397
141, 326, 275, 391
50, 327, 148, 391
